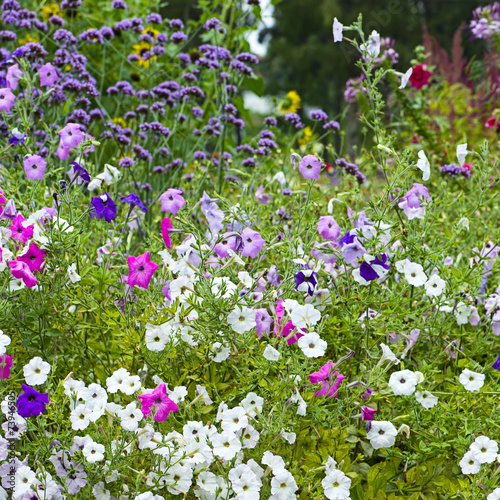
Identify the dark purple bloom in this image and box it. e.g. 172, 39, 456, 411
8, 129, 25, 145
493, 353, 500, 370
121, 193, 148, 213
69, 161, 90, 182
295, 265, 318, 296
359, 254, 390, 281
339, 230, 355, 247
90, 192, 117, 222
16, 384, 49, 418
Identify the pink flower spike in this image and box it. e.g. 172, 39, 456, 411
126, 251, 158, 289
158, 188, 186, 215
298, 154, 322, 180
10, 214, 34, 243
361, 407, 377, 421
0, 88, 16, 113
0, 355, 13, 380
161, 218, 172, 249
17, 242, 46, 273
23, 155, 47, 180
38, 62, 59, 87
8, 260, 38, 288
240, 227, 265, 258
6, 63, 22, 90
137, 384, 179, 422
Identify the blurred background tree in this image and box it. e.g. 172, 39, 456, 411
257, 0, 490, 115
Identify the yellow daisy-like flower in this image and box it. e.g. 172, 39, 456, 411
142, 26, 159, 40
279, 90, 301, 115
40, 3, 61, 19
131, 41, 157, 68
19, 34, 39, 45
298, 126, 313, 146
113, 117, 127, 128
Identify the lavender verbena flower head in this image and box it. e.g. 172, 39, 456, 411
111, 0, 127, 8
470, 3, 500, 40
335, 158, 366, 184
344, 75, 367, 104
440, 163, 472, 179
398, 183, 431, 220
309, 109, 328, 122
324, 120, 340, 131
284, 112, 304, 129
16, 384, 49, 417
204, 18, 222, 30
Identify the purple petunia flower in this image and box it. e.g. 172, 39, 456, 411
89, 192, 117, 222
6, 63, 22, 90
137, 383, 178, 421
0, 88, 16, 113
16, 384, 49, 417
8, 128, 26, 146
398, 183, 431, 220
17, 241, 46, 272
493, 353, 500, 370
240, 227, 265, 258
38, 62, 59, 87
69, 161, 90, 182
121, 193, 148, 213
0, 355, 13, 380
295, 264, 318, 296
359, 254, 390, 281
299, 154, 322, 180
317, 216, 341, 241
126, 251, 158, 289
23, 154, 47, 180
158, 188, 186, 215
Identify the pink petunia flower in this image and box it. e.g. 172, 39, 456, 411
23, 155, 47, 180
17, 242, 46, 272
0, 88, 16, 113
273, 299, 302, 345
6, 63, 22, 90
126, 251, 158, 289
137, 383, 179, 421
240, 227, 265, 258
38, 62, 60, 87
317, 216, 341, 241
0, 355, 13, 380
409, 64, 431, 90
158, 188, 186, 215
58, 123, 85, 150
161, 218, 172, 249
361, 407, 377, 421
8, 260, 38, 288
309, 361, 346, 397
10, 214, 34, 243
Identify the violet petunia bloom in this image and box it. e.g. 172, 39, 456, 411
38, 62, 59, 87
359, 254, 390, 281
398, 183, 431, 220
0, 355, 13, 379
16, 384, 49, 418
161, 218, 173, 249
58, 123, 85, 151
17, 242, 46, 273
361, 407, 377, 421
1, 199, 17, 221
89, 193, 117, 223
10, 214, 34, 243
214, 232, 237, 258
317, 216, 341, 241
295, 265, 318, 296
158, 188, 186, 215
6, 63, 22, 90
137, 383, 178, 421
9, 260, 38, 288
493, 353, 500, 370
69, 161, 90, 182
126, 251, 158, 289
298, 154, 323, 180
121, 193, 148, 212
8, 128, 26, 146
255, 308, 272, 337
240, 227, 265, 258
0, 88, 16, 113
23, 155, 47, 180
342, 237, 367, 265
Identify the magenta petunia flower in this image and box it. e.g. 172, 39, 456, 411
8, 260, 38, 288
361, 407, 377, 421
240, 227, 265, 258
308, 360, 335, 384
58, 123, 85, 150
0, 355, 13, 380
161, 218, 172, 249
299, 154, 323, 180
17, 242, 46, 272
158, 188, 186, 215
137, 383, 179, 421
23, 154, 47, 180
38, 62, 60, 87
10, 214, 34, 243
126, 251, 158, 289
0, 88, 16, 113
409, 64, 431, 90
317, 216, 341, 241
6, 63, 22, 90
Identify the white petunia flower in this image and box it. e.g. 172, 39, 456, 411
459, 450, 481, 474
399, 67, 413, 89
227, 306, 257, 334
459, 368, 485, 392
221, 407, 248, 433
67, 263, 81, 283
15, 466, 37, 494
263, 345, 280, 361
424, 274, 446, 297
388, 369, 419, 396
271, 470, 298, 498
211, 431, 242, 460
455, 302, 472, 325
82, 440, 105, 463
290, 303, 321, 329
70, 404, 92, 431
23, 357, 51, 386
240, 392, 264, 417
403, 262, 427, 286
211, 342, 230, 362
0, 331, 11, 356
298, 332, 327, 358
262, 451, 286, 474
487, 488, 500, 500
416, 150, 430, 181
415, 390, 438, 409
119, 403, 143, 432
240, 424, 260, 449
332, 17, 343, 43
360, 30, 381, 58
456, 143, 469, 167
366, 421, 398, 449
470, 435, 499, 464
322, 469, 352, 500
380, 343, 400, 365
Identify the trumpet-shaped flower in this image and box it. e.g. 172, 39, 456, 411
126, 252, 158, 289
137, 383, 178, 421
